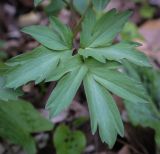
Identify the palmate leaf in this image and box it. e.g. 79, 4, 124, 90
79, 42, 150, 66
45, 56, 149, 148
83, 73, 124, 148
4, 8, 151, 149
80, 9, 96, 48
83, 60, 149, 147
91, 68, 149, 103
49, 16, 73, 48
22, 17, 73, 50
79, 9, 150, 67
5, 46, 71, 88
80, 9, 132, 48
0, 99, 53, 154
22, 25, 67, 50
47, 55, 84, 81
46, 65, 88, 117
5, 17, 73, 88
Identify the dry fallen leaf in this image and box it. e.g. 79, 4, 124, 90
18, 12, 41, 27
118, 146, 131, 154
138, 20, 160, 63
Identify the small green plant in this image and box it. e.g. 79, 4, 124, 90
1, 0, 151, 150
121, 21, 143, 41
133, 0, 156, 19
0, 76, 53, 154
54, 124, 86, 154
123, 62, 160, 149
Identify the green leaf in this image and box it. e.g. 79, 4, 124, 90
124, 100, 160, 145
80, 9, 96, 48
22, 18, 73, 50
49, 16, 73, 49
47, 55, 83, 81
0, 77, 22, 101
45, 0, 65, 15
80, 9, 132, 48
46, 65, 88, 117
139, 68, 160, 108
45, 55, 149, 148
121, 22, 143, 41
0, 62, 11, 74
140, 4, 156, 19
0, 99, 53, 154
83, 73, 124, 148
5, 46, 71, 88
92, 69, 149, 104
54, 124, 86, 154
85, 57, 121, 70
92, 0, 110, 12
73, 0, 89, 15
124, 100, 160, 128
123, 62, 160, 146
85, 59, 149, 104
34, 0, 43, 7
79, 42, 150, 66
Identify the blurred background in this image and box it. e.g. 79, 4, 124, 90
0, 0, 160, 154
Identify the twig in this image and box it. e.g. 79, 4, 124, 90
117, 139, 147, 154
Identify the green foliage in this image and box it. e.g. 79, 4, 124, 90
46, 64, 88, 117
0, 40, 7, 60
79, 42, 149, 66
142, 69, 160, 108
22, 17, 73, 50
125, 100, 160, 145
5, 1, 151, 148
54, 124, 86, 154
84, 73, 124, 147
34, 0, 43, 7
45, 0, 65, 15
132, 0, 156, 19
92, 0, 110, 12
5, 46, 71, 88
121, 21, 143, 41
140, 4, 156, 19
0, 77, 22, 101
0, 63, 53, 154
0, 99, 53, 154
80, 9, 132, 48
123, 62, 160, 146
73, 0, 89, 15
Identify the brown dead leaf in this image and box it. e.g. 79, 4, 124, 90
136, 20, 160, 64
18, 12, 41, 27
139, 19, 160, 51
118, 146, 131, 154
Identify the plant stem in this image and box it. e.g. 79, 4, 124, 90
73, 0, 92, 38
